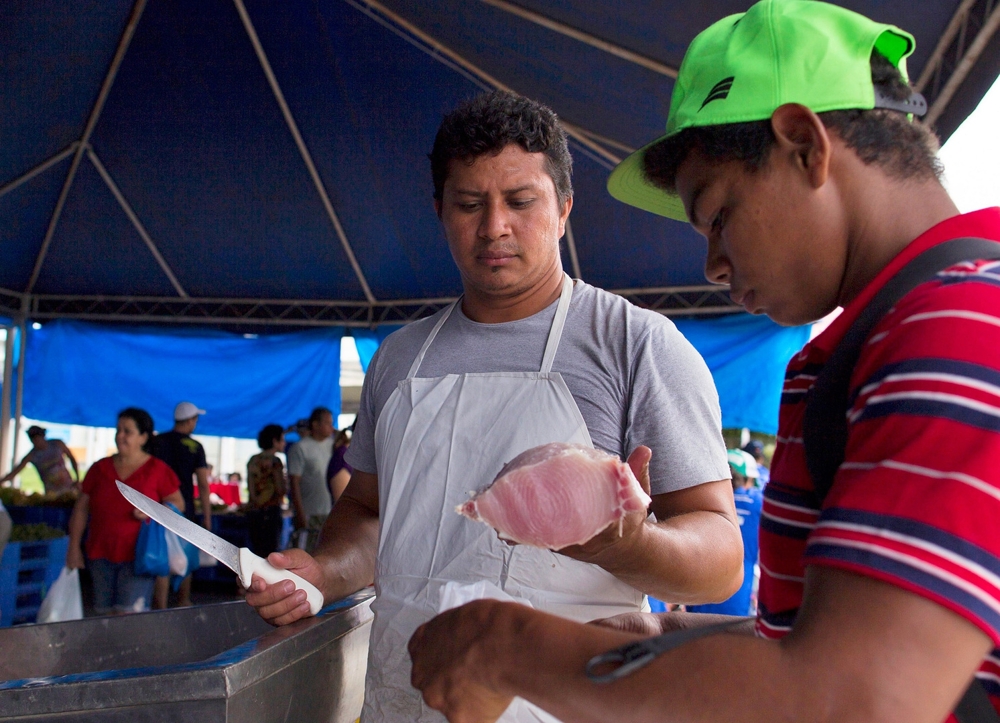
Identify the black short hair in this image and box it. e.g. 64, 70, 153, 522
257, 423, 284, 450
643, 51, 943, 194
118, 407, 156, 454
430, 90, 573, 206
309, 407, 332, 426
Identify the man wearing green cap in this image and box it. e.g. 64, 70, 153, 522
408, 1, 1000, 721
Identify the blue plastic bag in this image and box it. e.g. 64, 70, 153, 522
134, 502, 188, 577
134, 518, 169, 577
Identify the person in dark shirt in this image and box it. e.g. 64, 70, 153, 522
326, 427, 353, 506
152, 401, 210, 608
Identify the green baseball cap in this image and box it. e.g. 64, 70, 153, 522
727, 449, 759, 478
607, 0, 922, 221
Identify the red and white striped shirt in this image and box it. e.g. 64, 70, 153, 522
758, 208, 1000, 717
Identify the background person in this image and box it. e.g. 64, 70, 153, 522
0, 425, 80, 493
286, 407, 335, 550
688, 449, 762, 616
66, 407, 183, 615
742, 439, 769, 486
152, 401, 210, 608
247, 424, 287, 559
326, 426, 352, 505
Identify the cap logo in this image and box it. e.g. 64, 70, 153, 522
700, 76, 734, 111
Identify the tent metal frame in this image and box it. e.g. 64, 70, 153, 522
917, 0, 1000, 127
479, 0, 679, 79
0, 285, 739, 329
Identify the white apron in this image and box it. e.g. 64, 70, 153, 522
364, 275, 643, 723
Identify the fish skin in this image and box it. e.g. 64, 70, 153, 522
456, 442, 651, 549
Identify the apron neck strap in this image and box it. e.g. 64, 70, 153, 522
540, 274, 574, 373
406, 302, 458, 379
406, 274, 575, 379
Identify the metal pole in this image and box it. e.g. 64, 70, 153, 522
0, 326, 14, 476
12, 319, 27, 470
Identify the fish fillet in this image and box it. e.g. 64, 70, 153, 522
456, 443, 651, 549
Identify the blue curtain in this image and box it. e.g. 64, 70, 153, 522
23, 320, 344, 438
674, 315, 811, 434
351, 326, 403, 372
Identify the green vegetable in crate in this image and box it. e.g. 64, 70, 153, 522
10, 523, 67, 542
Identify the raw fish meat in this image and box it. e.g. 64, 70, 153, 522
456, 443, 651, 549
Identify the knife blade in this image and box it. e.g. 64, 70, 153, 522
116, 480, 324, 615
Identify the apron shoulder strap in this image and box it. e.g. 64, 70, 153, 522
540, 274, 575, 373
406, 302, 459, 379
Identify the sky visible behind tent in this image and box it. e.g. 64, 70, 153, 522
940, 76, 1000, 213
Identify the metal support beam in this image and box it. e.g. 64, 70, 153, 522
0, 143, 80, 201
563, 218, 582, 280
26, 0, 148, 293
87, 148, 189, 297
0, 326, 14, 477
917, 0, 1000, 127
0, 288, 24, 319
916, 0, 979, 92
479, 0, 678, 79
232, 0, 377, 305
12, 318, 26, 472
23, 284, 739, 327
344, 0, 624, 167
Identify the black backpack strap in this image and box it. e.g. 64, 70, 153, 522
801, 237, 1000, 723
803, 237, 1000, 500
957, 679, 1000, 723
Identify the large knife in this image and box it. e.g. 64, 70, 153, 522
116, 480, 324, 615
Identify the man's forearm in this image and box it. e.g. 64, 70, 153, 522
197, 472, 211, 526
498, 609, 790, 723
68, 500, 87, 550
311, 496, 379, 601
289, 476, 305, 521
585, 512, 743, 603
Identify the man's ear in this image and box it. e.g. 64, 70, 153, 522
770, 104, 832, 189
557, 194, 573, 238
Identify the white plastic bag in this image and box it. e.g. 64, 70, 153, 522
436, 580, 534, 613
36, 567, 83, 623
165, 530, 189, 577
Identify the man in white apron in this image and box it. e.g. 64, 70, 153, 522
246, 90, 739, 723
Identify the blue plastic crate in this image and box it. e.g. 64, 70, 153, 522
6, 506, 73, 531
0, 536, 69, 627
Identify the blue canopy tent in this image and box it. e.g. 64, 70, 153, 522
0, 1, 996, 455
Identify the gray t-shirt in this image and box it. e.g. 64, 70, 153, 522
286, 435, 334, 518
346, 281, 728, 496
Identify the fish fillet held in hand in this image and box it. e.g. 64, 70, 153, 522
456, 443, 651, 549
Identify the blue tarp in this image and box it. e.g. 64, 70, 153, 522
23, 320, 343, 439
19, 314, 805, 437
675, 315, 811, 434
2, 1, 986, 301
352, 326, 403, 372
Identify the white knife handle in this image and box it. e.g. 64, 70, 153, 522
238, 547, 324, 616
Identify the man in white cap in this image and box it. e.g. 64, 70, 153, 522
152, 401, 210, 607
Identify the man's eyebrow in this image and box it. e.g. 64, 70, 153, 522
450, 185, 539, 197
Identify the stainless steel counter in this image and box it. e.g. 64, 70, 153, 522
0, 589, 374, 722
